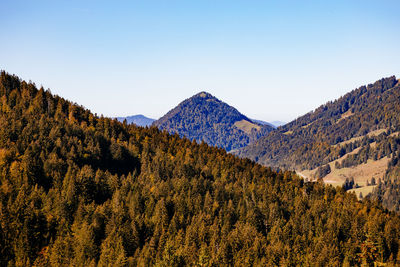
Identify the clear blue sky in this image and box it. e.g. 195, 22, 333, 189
1, 0, 399, 122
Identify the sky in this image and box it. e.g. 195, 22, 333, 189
1, 0, 399, 122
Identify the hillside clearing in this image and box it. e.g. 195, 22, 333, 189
300, 151, 389, 188
234, 119, 261, 134
348, 185, 377, 200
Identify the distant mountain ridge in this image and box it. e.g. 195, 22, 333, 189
270, 121, 286, 127
250, 119, 275, 128
153, 91, 274, 151
116, 114, 155, 127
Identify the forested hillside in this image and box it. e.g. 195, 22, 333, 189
1, 72, 400, 266
153, 92, 274, 151
238, 76, 400, 170
236, 77, 400, 208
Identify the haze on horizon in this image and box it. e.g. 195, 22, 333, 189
1, 0, 399, 122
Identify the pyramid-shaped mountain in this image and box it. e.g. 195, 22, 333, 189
153, 92, 274, 151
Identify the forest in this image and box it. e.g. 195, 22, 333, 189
1, 71, 400, 266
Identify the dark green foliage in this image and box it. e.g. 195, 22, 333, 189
153, 92, 274, 151
315, 164, 331, 179
1, 72, 400, 266
343, 177, 356, 190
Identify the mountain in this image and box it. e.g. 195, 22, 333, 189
250, 119, 275, 128
2, 71, 400, 265
237, 76, 400, 209
115, 114, 155, 127
270, 120, 286, 127
153, 92, 274, 151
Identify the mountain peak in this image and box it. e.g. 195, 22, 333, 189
153, 92, 274, 151
193, 91, 215, 99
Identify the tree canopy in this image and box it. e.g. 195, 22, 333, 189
0, 71, 400, 266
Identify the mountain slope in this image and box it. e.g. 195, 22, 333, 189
237, 76, 400, 207
238, 76, 400, 168
1, 71, 400, 265
153, 92, 274, 151
116, 114, 155, 127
